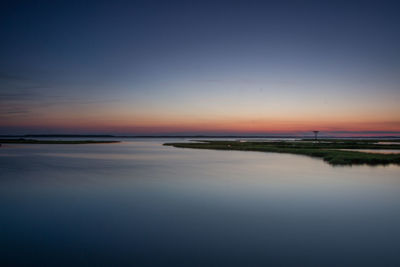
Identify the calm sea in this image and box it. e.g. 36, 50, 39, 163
1, 139, 400, 266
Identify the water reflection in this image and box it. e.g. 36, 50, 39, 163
0, 139, 400, 266
339, 148, 400, 154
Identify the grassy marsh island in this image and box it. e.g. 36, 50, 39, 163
164, 139, 400, 166
0, 138, 120, 144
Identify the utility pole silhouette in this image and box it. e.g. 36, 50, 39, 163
313, 131, 319, 141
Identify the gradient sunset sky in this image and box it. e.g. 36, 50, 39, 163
1, 0, 399, 136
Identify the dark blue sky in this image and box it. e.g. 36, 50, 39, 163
1, 0, 399, 135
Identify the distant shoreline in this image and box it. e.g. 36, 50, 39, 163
1, 134, 400, 139
0, 139, 120, 144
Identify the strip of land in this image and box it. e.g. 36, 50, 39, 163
164, 139, 400, 166
0, 139, 120, 144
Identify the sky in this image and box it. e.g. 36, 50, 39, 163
1, 0, 399, 136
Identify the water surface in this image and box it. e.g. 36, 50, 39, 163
1, 139, 400, 266
339, 149, 400, 154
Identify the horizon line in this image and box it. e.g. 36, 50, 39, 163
1, 133, 400, 138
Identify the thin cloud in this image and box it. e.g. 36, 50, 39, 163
0, 72, 30, 82
0, 92, 42, 101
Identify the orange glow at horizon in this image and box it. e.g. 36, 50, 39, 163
2, 89, 399, 135
3, 115, 400, 135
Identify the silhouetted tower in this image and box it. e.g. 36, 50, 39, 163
313, 131, 319, 141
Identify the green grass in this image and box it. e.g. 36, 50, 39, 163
164, 140, 400, 166
0, 138, 120, 144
